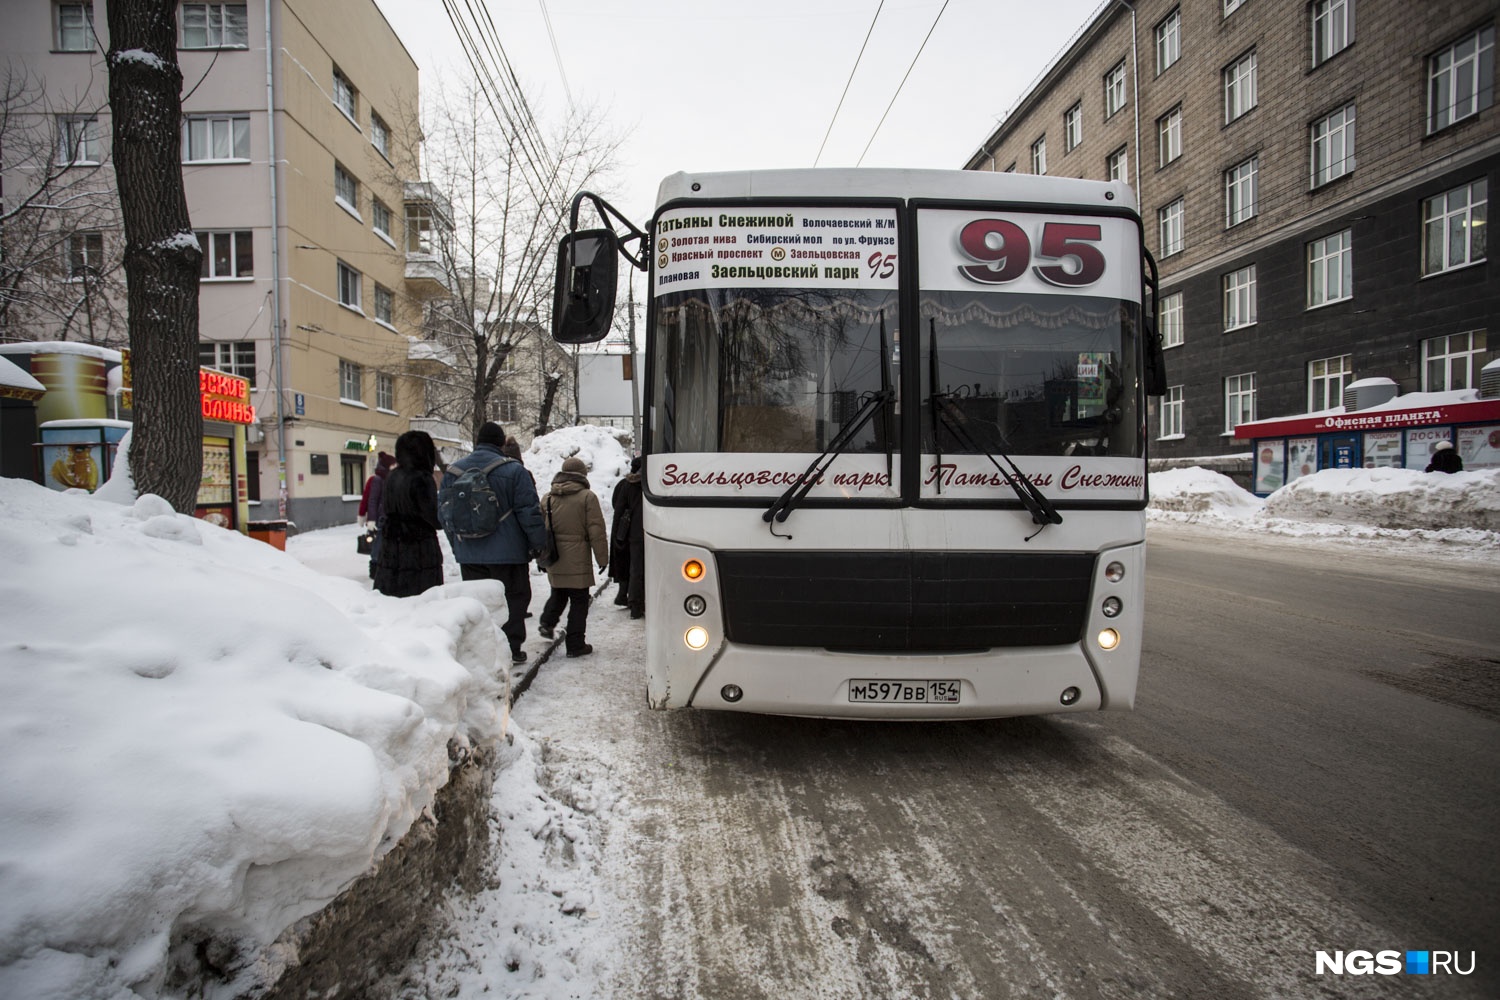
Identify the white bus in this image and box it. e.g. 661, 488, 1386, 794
554, 168, 1165, 719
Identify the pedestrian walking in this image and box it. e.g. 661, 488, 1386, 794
1424, 439, 1464, 473
613, 456, 646, 618
440, 422, 547, 664
372, 431, 444, 598
608, 458, 637, 607
358, 450, 395, 578
537, 456, 609, 657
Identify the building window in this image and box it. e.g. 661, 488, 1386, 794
1104, 61, 1127, 118
1003, 162, 1016, 173
371, 200, 393, 243
1224, 0, 1247, 15
376, 372, 394, 411
1422, 330, 1488, 391
1427, 25, 1493, 133
197, 230, 253, 278
64, 231, 104, 280
57, 115, 100, 165
341, 455, 365, 496
337, 261, 362, 310
1106, 145, 1128, 182
1064, 103, 1082, 152
1225, 156, 1258, 227
1158, 198, 1184, 257
332, 67, 358, 122
1223, 50, 1257, 123
1160, 292, 1184, 348
339, 359, 362, 402
1224, 373, 1256, 434
1031, 136, 1047, 174
1307, 230, 1352, 308
1157, 106, 1182, 166
370, 112, 390, 158
182, 115, 249, 162
1311, 0, 1352, 66
55, 2, 94, 51
374, 284, 394, 325
494, 391, 520, 423
1423, 178, 1487, 275
406, 203, 434, 254
1310, 103, 1356, 187
1308, 354, 1351, 411
1155, 8, 1181, 75
1161, 385, 1184, 438
180, 3, 248, 48
1223, 265, 1257, 330
334, 163, 358, 213
200, 341, 256, 385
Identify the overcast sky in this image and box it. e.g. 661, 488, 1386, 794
374, 0, 1109, 224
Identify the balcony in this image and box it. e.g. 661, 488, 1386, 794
404, 180, 454, 298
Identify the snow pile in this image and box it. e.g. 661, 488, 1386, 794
523, 423, 633, 517
0, 478, 511, 1000
1148, 467, 1261, 515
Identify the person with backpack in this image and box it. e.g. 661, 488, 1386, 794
439, 422, 547, 664
536, 456, 609, 657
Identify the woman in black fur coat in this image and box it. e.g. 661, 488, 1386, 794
372, 431, 444, 597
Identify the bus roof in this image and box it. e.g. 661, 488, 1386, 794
655, 168, 1138, 215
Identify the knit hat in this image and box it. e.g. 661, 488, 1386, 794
377, 451, 395, 468
561, 457, 588, 474
477, 422, 507, 447
1433, 440, 1454, 451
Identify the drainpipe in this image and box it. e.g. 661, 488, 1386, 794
1119, 0, 1142, 197
264, 0, 288, 517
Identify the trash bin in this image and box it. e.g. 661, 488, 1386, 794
247, 519, 289, 551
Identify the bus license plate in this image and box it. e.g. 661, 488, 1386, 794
847, 680, 960, 704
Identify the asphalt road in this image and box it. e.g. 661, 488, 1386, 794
514, 525, 1499, 999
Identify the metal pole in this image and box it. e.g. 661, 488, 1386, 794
265, 0, 288, 518
627, 274, 641, 451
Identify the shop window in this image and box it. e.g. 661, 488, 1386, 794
340, 454, 365, 497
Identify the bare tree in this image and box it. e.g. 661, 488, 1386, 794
106, 0, 201, 511
0, 63, 129, 346
387, 81, 622, 443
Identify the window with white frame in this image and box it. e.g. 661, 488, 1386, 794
334, 163, 358, 213
1423, 178, 1487, 275
1158, 198, 1184, 257
339, 359, 362, 402
180, 3, 248, 48
1311, 0, 1352, 66
376, 372, 394, 411
1156, 8, 1181, 75
1307, 229, 1352, 307
374, 284, 393, 325
1105, 61, 1127, 118
494, 391, 520, 424
406, 203, 434, 254
1427, 25, 1494, 133
1225, 156, 1258, 227
1107, 145, 1128, 182
1161, 385, 1184, 437
1224, 373, 1256, 434
372, 198, 393, 241
332, 67, 357, 122
57, 115, 100, 165
1160, 291, 1184, 347
1422, 330, 1488, 391
200, 341, 256, 385
1308, 354, 1351, 410
340, 455, 364, 496
1310, 103, 1356, 186
1224, 50, 1257, 123
337, 261, 361, 310
370, 112, 390, 158
1064, 103, 1082, 151
196, 230, 253, 278
1223, 264, 1257, 330
64, 231, 104, 280
1031, 136, 1047, 174
1224, 0, 1247, 15
1158, 106, 1182, 166
182, 114, 249, 162
55, 2, 94, 51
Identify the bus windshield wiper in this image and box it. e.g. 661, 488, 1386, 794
926, 318, 1062, 540
763, 387, 894, 538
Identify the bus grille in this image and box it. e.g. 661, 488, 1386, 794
714, 551, 1096, 652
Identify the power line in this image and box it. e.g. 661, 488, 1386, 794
856, 0, 950, 167
814, 0, 885, 167
537, 0, 572, 107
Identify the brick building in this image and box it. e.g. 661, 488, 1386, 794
965, 0, 1497, 480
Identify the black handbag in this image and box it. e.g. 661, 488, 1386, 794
356, 525, 375, 554
535, 498, 560, 570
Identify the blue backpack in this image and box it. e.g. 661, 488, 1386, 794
438, 456, 513, 539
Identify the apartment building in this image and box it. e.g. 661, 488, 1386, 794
1, 0, 452, 530
965, 0, 1497, 478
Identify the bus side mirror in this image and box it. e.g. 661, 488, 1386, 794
552, 229, 618, 344
1143, 318, 1167, 397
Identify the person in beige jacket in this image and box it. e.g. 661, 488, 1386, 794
536, 456, 610, 656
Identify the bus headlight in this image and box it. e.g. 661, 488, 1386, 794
684, 594, 707, 616
685, 626, 709, 650
1105, 561, 1125, 583
1097, 628, 1120, 650
683, 559, 705, 581
1101, 596, 1122, 618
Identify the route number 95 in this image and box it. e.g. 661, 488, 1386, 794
958, 219, 1106, 288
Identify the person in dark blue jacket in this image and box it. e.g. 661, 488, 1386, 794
442, 422, 547, 663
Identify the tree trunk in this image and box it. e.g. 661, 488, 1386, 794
534, 371, 562, 437
108, 0, 202, 512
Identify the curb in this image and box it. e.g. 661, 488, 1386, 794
509, 578, 613, 704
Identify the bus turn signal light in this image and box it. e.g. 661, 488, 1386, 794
683, 559, 705, 581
